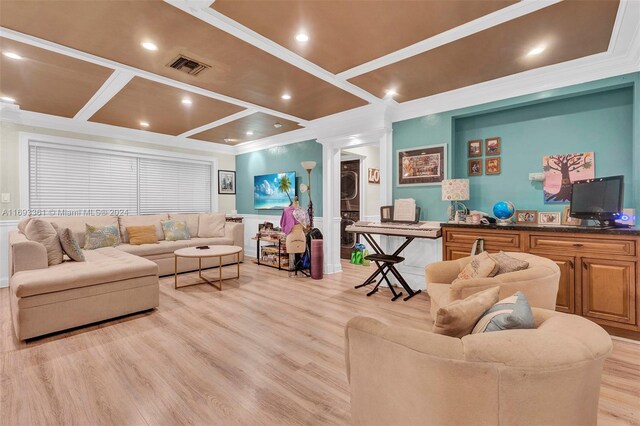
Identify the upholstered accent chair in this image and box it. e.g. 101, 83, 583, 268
425, 252, 560, 320
345, 308, 612, 426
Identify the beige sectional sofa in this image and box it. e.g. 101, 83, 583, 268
8, 213, 244, 340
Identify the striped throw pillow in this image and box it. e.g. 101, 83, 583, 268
472, 291, 534, 334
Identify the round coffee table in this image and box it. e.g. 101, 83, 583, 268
174, 245, 243, 290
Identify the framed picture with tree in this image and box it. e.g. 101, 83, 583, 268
543, 152, 594, 203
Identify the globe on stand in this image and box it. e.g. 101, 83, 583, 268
493, 201, 515, 226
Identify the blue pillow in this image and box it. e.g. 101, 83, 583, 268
472, 291, 534, 333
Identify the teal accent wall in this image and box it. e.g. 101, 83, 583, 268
235, 139, 323, 216
393, 72, 640, 222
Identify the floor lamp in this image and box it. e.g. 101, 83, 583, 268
301, 161, 316, 228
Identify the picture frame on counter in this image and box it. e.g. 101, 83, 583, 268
538, 211, 561, 226
562, 206, 583, 226
516, 210, 538, 224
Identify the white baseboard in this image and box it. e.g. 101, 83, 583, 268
0, 220, 19, 288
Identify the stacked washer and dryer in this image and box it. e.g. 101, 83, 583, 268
340, 159, 360, 259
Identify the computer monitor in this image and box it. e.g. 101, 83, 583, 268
569, 175, 624, 226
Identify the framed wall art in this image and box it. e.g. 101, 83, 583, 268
543, 152, 594, 204
485, 137, 501, 156
485, 157, 501, 175
218, 170, 236, 195
397, 144, 446, 186
468, 159, 482, 176
468, 140, 482, 157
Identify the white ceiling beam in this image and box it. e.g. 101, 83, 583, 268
0, 27, 310, 126
178, 108, 256, 138
337, 0, 562, 80
73, 69, 134, 121
164, 0, 383, 105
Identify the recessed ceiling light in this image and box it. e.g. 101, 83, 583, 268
139, 121, 150, 127
273, 123, 283, 129
3, 52, 22, 60
141, 41, 158, 51
181, 98, 192, 105
246, 131, 254, 136
385, 89, 397, 97
528, 45, 546, 56
0, 96, 16, 103
281, 93, 291, 100
295, 33, 309, 42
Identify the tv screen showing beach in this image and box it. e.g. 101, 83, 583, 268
254, 171, 296, 210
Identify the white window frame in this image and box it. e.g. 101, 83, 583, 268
19, 132, 219, 214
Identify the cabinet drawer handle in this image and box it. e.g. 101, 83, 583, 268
573, 243, 584, 247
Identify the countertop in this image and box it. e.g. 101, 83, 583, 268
440, 222, 640, 236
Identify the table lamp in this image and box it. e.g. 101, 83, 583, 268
441, 179, 470, 223
301, 161, 316, 227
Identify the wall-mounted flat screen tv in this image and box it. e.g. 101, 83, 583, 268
254, 171, 296, 210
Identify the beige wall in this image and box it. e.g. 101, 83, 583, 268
0, 121, 236, 219
342, 145, 380, 217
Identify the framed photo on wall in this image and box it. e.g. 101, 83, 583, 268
218, 170, 236, 194
397, 144, 446, 186
468, 159, 482, 176
485, 137, 501, 156
485, 157, 501, 175
468, 140, 482, 157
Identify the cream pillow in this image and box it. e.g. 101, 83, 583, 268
490, 251, 530, 276
24, 219, 64, 266
198, 213, 226, 238
432, 286, 501, 338
456, 251, 499, 281
17, 217, 33, 234
53, 225, 85, 262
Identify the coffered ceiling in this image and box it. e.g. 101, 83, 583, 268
0, 0, 633, 149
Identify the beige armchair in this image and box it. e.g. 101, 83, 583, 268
426, 252, 560, 320
345, 308, 612, 426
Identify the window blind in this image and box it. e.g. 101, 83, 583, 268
138, 157, 212, 214
28, 142, 214, 215
29, 144, 138, 212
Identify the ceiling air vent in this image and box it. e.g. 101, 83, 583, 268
167, 55, 210, 76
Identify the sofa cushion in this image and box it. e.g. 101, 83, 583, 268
43, 216, 118, 248
127, 225, 159, 245
119, 214, 168, 243
116, 240, 193, 257
455, 251, 499, 281
24, 219, 64, 266
168, 213, 199, 238
85, 224, 121, 250
432, 286, 500, 338
472, 291, 535, 334
161, 219, 191, 241
490, 251, 530, 275
11, 247, 157, 298
198, 213, 226, 237
55, 225, 85, 262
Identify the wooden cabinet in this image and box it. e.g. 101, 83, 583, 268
581, 258, 636, 325
442, 224, 640, 339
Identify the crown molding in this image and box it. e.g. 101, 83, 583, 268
1, 108, 236, 155
165, 0, 382, 106
233, 127, 317, 155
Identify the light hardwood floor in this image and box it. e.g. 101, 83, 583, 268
1, 260, 639, 425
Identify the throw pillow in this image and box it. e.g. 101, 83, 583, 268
472, 291, 535, 334
456, 251, 499, 281
161, 219, 191, 241
84, 224, 120, 250
126, 225, 159, 245
490, 251, 529, 276
52, 223, 85, 262
17, 217, 33, 234
432, 287, 501, 338
24, 219, 64, 265
198, 213, 226, 238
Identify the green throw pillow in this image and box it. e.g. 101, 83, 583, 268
161, 219, 191, 241
84, 224, 120, 250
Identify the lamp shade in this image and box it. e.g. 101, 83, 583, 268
442, 179, 470, 201
301, 161, 317, 171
